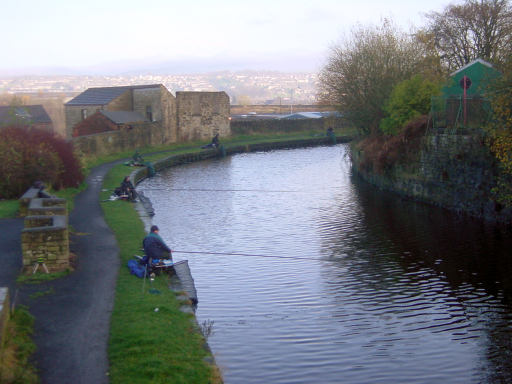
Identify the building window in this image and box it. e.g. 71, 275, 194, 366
81, 109, 88, 120
146, 106, 153, 121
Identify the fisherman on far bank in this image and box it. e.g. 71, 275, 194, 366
326, 126, 336, 144
201, 133, 220, 149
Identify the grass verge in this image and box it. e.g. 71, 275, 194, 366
102, 163, 221, 384
0, 306, 38, 384
0, 200, 20, 218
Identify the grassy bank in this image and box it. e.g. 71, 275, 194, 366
101, 156, 221, 383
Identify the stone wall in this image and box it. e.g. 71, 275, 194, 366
72, 121, 167, 157
65, 105, 100, 139
160, 87, 177, 143
176, 92, 230, 141
19, 187, 40, 217
107, 91, 132, 111
351, 132, 512, 223
131, 85, 177, 143
133, 86, 163, 122
231, 116, 344, 135
27, 197, 67, 217
21, 215, 69, 273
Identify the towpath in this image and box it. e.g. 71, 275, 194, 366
4, 161, 122, 384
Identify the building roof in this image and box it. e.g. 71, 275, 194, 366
100, 110, 148, 124
0, 105, 52, 125
66, 84, 162, 106
450, 58, 494, 76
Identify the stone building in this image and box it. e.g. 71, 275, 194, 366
66, 84, 230, 154
176, 91, 230, 141
65, 84, 176, 141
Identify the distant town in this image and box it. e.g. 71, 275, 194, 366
0, 71, 319, 105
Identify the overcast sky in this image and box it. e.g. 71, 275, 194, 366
2, 0, 450, 75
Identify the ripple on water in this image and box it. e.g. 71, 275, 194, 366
139, 145, 512, 384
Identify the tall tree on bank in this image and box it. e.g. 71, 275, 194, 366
424, 0, 512, 71
318, 21, 429, 135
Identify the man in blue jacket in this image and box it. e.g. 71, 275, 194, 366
142, 225, 172, 264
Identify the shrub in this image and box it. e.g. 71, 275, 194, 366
485, 66, 512, 206
380, 75, 441, 135
0, 126, 84, 198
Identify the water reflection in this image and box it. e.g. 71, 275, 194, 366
139, 145, 512, 384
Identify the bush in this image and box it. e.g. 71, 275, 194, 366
0, 126, 84, 198
380, 75, 441, 135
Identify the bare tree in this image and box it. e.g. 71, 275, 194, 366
424, 0, 512, 70
319, 21, 428, 135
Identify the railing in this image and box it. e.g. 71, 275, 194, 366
430, 96, 491, 134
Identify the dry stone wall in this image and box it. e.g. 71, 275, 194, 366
19, 197, 70, 273
21, 215, 69, 273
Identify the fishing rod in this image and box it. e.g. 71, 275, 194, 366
172, 250, 331, 262
140, 188, 312, 193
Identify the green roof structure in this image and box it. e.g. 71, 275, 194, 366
442, 59, 501, 98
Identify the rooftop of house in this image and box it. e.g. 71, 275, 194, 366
0, 105, 52, 125
65, 84, 162, 106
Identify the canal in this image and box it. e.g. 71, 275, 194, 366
138, 144, 512, 384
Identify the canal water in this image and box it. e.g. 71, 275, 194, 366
138, 145, 512, 384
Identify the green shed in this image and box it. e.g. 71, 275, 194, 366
442, 58, 501, 97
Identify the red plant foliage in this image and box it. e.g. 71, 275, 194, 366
357, 116, 428, 174
0, 126, 84, 198
73, 111, 117, 137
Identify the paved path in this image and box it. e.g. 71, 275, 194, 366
12, 162, 121, 384
0, 218, 24, 293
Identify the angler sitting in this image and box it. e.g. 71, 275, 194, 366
114, 176, 137, 201
142, 225, 172, 265
201, 133, 220, 149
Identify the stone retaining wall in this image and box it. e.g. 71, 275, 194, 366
351, 133, 512, 223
